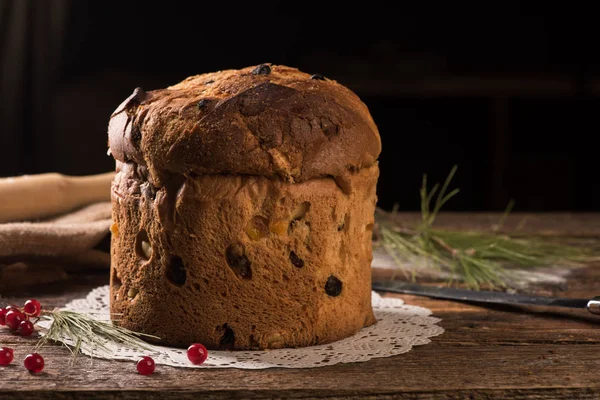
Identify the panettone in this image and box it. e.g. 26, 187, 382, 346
107, 64, 382, 349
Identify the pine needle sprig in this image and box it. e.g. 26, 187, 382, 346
419, 164, 460, 232
37, 310, 160, 362
377, 165, 598, 290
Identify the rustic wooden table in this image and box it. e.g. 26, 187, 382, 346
1, 213, 600, 399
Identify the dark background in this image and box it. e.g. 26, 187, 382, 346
1, 1, 598, 212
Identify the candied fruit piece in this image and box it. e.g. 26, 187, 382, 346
246, 216, 269, 240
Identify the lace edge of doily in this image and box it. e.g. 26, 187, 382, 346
36, 285, 445, 369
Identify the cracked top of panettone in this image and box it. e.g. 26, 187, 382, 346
107, 64, 381, 187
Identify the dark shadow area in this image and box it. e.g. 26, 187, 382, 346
1, 2, 597, 212
0, 269, 107, 298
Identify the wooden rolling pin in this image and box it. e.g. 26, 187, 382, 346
0, 172, 115, 223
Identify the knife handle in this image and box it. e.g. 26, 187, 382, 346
587, 297, 600, 315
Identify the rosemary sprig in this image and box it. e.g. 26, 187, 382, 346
377, 165, 597, 290
37, 310, 160, 362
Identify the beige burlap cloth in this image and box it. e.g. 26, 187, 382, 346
0, 173, 114, 292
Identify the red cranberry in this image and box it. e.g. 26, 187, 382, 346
5, 305, 20, 312
24, 353, 44, 373
5, 310, 26, 330
187, 343, 208, 365
18, 320, 34, 336
136, 356, 155, 375
0, 347, 14, 366
0, 308, 6, 326
23, 299, 41, 317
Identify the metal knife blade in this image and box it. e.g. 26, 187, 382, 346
372, 280, 600, 314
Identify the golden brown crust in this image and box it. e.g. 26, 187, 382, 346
108, 64, 381, 186
109, 164, 378, 349
107, 64, 381, 350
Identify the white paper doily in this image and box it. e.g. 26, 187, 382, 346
38, 285, 444, 369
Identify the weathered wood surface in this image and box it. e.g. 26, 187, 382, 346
383, 211, 600, 237
1, 213, 600, 399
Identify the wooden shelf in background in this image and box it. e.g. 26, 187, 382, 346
344, 76, 599, 97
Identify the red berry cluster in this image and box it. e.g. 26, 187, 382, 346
2, 299, 210, 375
0, 299, 44, 373
0, 299, 39, 336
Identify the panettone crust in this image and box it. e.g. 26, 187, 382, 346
110, 164, 378, 349
107, 64, 381, 349
108, 64, 381, 187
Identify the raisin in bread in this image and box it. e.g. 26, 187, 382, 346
107, 64, 382, 350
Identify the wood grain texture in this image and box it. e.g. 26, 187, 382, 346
386, 211, 600, 237
1, 214, 600, 399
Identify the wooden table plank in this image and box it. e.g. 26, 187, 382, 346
2, 214, 600, 399
2, 343, 600, 399
387, 211, 600, 237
